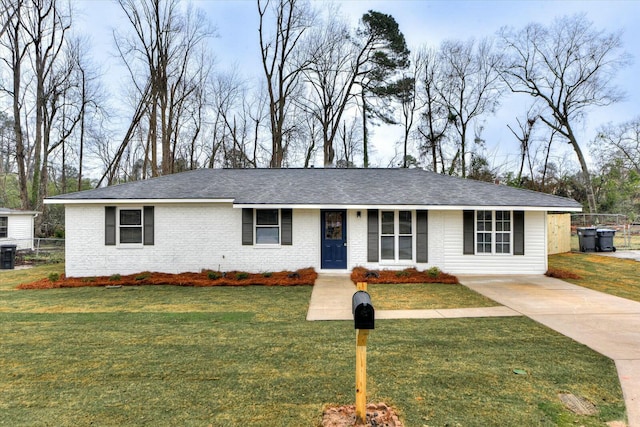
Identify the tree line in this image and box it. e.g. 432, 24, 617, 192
0, 0, 638, 236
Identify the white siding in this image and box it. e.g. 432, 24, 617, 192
442, 210, 547, 274
0, 214, 35, 250
65, 204, 320, 277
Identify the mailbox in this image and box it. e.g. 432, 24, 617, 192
352, 290, 374, 330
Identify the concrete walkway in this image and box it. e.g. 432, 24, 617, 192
307, 273, 640, 426
459, 274, 640, 427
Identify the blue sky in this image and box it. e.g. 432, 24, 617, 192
76, 0, 640, 171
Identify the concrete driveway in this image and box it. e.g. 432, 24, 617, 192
459, 275, 640, 427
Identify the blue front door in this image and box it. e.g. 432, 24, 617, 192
321, 210, 347, 269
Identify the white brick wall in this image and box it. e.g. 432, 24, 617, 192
65, 204, 321, 277
64, 205, 548, 277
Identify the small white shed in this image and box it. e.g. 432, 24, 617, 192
0, 208, 39, 250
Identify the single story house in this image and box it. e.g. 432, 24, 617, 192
0, 207, 39, 251
45, 168, 582, 278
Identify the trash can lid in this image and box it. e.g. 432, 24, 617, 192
596, 228, 616, 232
1, 244, 17, 248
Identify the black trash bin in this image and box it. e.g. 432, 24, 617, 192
0, 244, 17, 269
596, 229, 616, 252
577, 227, 597, 252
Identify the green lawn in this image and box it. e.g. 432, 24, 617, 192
367, 282, 497, 310
549, 252, 640, 302
0, 267, 626, 426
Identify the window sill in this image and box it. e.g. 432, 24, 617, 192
253, 244, 281, 249
116, 244, 144, 249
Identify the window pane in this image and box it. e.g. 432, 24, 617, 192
0, 217, 6, 238
120, 227, 142, 243
381, 236, 394, 259
399, 211, 412, 234
256, 227, 279, 244
256, 209, 278, 225
381, 211, 394, 235
120, 210, 141, 226
399, 236, 412, 260
325, 212, 343, 240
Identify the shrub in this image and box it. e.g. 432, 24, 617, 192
109, 274, 121, 282
135, 272, 151, 281
395, 269, 411, 278
82, 277, 96, 283
236, 272, 249, 280
262, 272, 272, 278
207, 271, 221, 280
427, 266, 441, 278
48, 273, 60, 282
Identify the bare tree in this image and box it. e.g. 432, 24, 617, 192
592, 117, 640, 173
0, 0, 30, 208
437, 37, 503, 178
258, 0, 313, 168
498, 14, 631, 212
113, 0, 213, 179
416, 46, 449, 173
298, 9, 360, 167
507, 106, 538, 185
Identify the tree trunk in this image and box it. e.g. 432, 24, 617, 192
362, 91, 369, 168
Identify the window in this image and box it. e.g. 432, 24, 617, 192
255, 209, 279, 244
476, 210, 511, 254
495, 211, 511, 254
0, 216, 7, 238
476, 210, 492, 253
119, 209, 142, 244
380, 210, 413, 261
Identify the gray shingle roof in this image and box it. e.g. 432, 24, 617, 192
47, 168, 582, 209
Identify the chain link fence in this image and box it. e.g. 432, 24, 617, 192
570, 214, 640, 250
13, 238, 65, 265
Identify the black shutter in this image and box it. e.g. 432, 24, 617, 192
105, 206, 116, 246
143, 206, 154, 246
463, 210, 474, 255
281, 209, 292, 245
416, 210, 428, 262
242, 208, 253, 245
514, 210, 525, 255
367, 210, 379, 262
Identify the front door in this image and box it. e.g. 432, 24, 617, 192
321, 210, 347, 269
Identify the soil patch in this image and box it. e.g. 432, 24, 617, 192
322, 403, 403, 427
16, 268, 317, 290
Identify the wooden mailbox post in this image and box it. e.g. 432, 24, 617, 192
352, 284, 374, 425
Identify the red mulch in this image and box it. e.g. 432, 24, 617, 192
350, 267, 459, 285
545, 267, 582, 280
17, 268, 318, 290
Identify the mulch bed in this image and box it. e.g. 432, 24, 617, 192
545, 267, 582, 280
322, 402, 403, 427
16, 268, 317, 290
350, 267, 458, 285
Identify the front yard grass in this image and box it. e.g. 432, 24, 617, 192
0, 276, 626, 426
549, 252, 640, 302
367, 282, 497, 310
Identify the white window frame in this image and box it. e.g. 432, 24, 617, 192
475, 210, 512, 255
0, 216, 7, 238
379, 210, 415, 263
117, 207, 143, 246
255, 209, 280, 246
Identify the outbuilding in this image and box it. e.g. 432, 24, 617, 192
0, 207, 39, 251
45, 168, 582, 277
